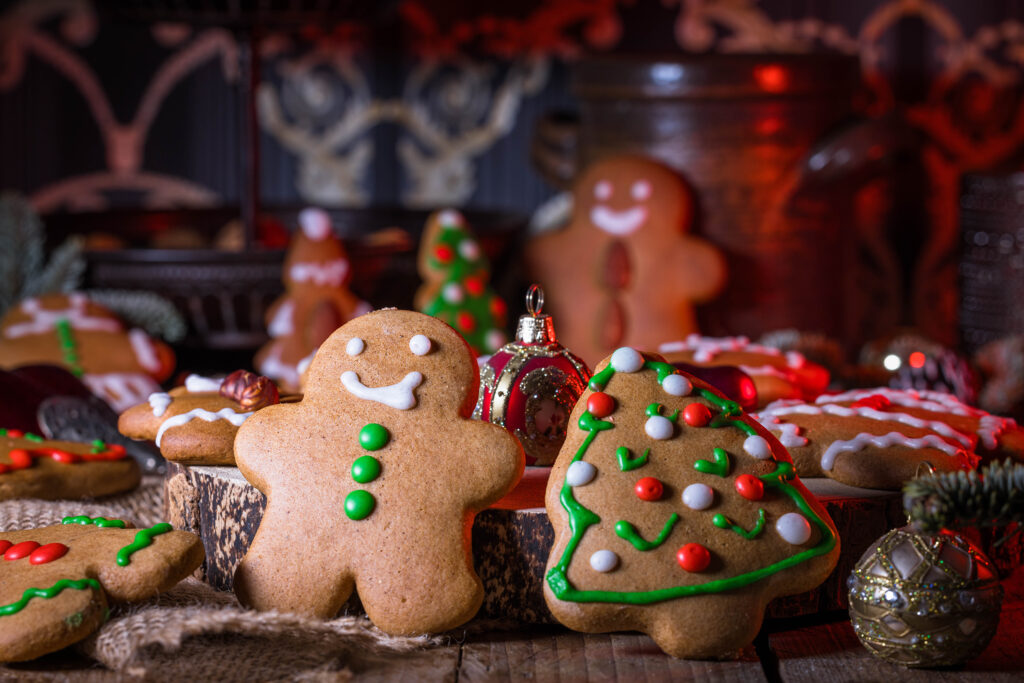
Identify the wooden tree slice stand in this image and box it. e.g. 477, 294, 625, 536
165, 463, 909, 622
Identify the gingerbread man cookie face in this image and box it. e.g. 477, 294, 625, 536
0, 516, 203, 662
544, 348, 839, 659
235, 309, 524, 634
527, 156, 726, 366
0, 430, 140, 501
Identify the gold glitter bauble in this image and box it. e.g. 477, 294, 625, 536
847, 526, 1003, 668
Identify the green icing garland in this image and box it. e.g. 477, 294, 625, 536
547, 357, 837, 605
62, 515, 126, 528
0, 578, 101, 616
115, 523, 173, 566
55, 318, 85, 378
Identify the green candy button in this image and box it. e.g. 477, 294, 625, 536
344, 490, 375, 521
352, 456, 381, 484
359, 423, 389, 451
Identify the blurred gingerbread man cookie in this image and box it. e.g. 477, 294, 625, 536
526, 156, 726, 366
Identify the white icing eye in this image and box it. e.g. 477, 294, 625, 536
776, 513, 812, 545
566, 461, 597, 487
485, 329, 507, 352
594, 180, 613, 201
346, 337, 365, 356
682, 483, 714, 510
610, 347, 644, 373
442, 283, 464, 304
458, 239, 480, 260
631, 180, 651, 201
409, 335, 431, 356
743, 435, 773, 460
662, 374, 692, 397
645, 415, 674, 440
589, 549, 619, 572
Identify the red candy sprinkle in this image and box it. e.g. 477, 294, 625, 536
4, 541, 40, 561
6, 430, 24, 438
587, 392, 616, 418
683, 403, 712, 427
735, 474, 765, 501
634, 477, 664, 502
465, 277, 484, 296
677, 543, 711, 572
434, 245, 453, 263
29, 543, 69, 565
0, 540, 10, 555
490, 297, 507, 318
8, 449, 32, 468
457, 312, 476, 332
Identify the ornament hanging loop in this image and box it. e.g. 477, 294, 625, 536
526, 284, 544, 317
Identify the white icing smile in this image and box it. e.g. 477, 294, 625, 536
341, 370, 423, 410
590, 205, 648, 236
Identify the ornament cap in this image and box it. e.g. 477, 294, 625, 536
517, 285, 557, 344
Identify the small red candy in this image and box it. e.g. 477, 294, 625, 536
677, 543, 711, 572
6, 430, 24, 438
735, 474, 765, 501
683, 403, 712, 427
8, 449, 32, 469
47, 449, 78, 464
0, 540, 11, 555
4, 541, 40, 561
465, 277, 484, 296
434, 245, 453, 263
634, 477, 664, 501
457, 312, 476, 332
29, 543, 69, 565
490, 297, 507, 318
587, 392, 616, 418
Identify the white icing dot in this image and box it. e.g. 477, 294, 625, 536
409, 334, 431, 356
743, 435, 773, 460
443, 283, 464, 304
589, 549, 619, 573
566, 461, 597, 487
776, 513, 812, 545
184, 375, 222, 393
645, 415, 674, 440
298, 207, 332, 241
438, 209, 463, 228
662, 374, 692, 397
458, 239, 480, 260
682, 483, 714, 510
346, 337, 365, 356
485, 329, 507, 352
610, 347, 644, 373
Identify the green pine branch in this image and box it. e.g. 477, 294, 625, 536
904, 459, 1024, 534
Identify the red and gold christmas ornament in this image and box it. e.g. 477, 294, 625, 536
475, 286, 591, 465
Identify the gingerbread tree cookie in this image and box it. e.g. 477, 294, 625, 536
415, 209, 508, 356
234, 309, 524, 634
1, 429, 139, 501
256, 208, 371, 392
0, 293, 175, 412
526, 156, 726, 366
544, 348, 839, 659
0, 515, 203, 662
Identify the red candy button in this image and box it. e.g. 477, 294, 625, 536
735, 474, 765, 501
0, 540, 11, 555
4, 541, 40, 561
490, 297, 507, 318
677, 543, 711, 572
29, 543, 69, 565
683, 403, 712, 427
8, 449, 32, 468
634, 477, 664, 501
434, 245, 453, 263
587, 392, 616, 418
465, 277, 484, 296
6, 430, 24, 438
457, 312, 476, 332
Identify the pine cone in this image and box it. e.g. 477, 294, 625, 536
220, 370, 280, 411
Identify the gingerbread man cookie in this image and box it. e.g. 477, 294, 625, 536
0, 293, 175, 412
119, 371, 286, 466
1, 429, 139, 501
256, 208, 372, 392
544, 348, 839, 658
526, 156, 726, 366
234, 309, 524, 634
0, 515, 203, 662
659, 335, 830, 407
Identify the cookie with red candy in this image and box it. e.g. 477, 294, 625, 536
544, 347, 839, 659
0, 429, 139, 501
0, 515, 203, 662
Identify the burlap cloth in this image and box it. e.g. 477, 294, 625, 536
0, 477, 495, 681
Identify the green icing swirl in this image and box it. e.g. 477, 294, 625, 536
694, 447, 731, 478
0, 578, 101, 616
62, 515, 127, 528
615, 514, 679, 551
713, 509, 766, 540
616, 447, 648, 472
115, 523, 172, 566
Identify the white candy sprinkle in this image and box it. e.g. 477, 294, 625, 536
589, 550, 619, 573
662, 374, 692, 397
610, 347, 644, 373
409, 334, 431, 356
566, 461, 597, 487
776, 513, 812, 545
443, 283, 464, 304
485, 329, 507, 352
459, 239, 480, 260
743, 435, 773, 460
682, 483, 714, 510
645, 415, 674, 440
438, 209, 463, 227
346, 337, 365, 356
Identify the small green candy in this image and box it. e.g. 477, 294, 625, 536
352, 456, 381, 484
358, 423, 389, 451
344, 490, 375, 521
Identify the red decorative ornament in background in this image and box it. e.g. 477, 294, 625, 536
475, 286, 591, 466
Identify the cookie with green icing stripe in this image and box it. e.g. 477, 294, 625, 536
544, 347, 840, 659
0, 517, 203, 662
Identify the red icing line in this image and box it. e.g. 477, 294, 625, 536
29, 543, 69, 565
0, 444, 127, 474
4, 541, 40, 561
